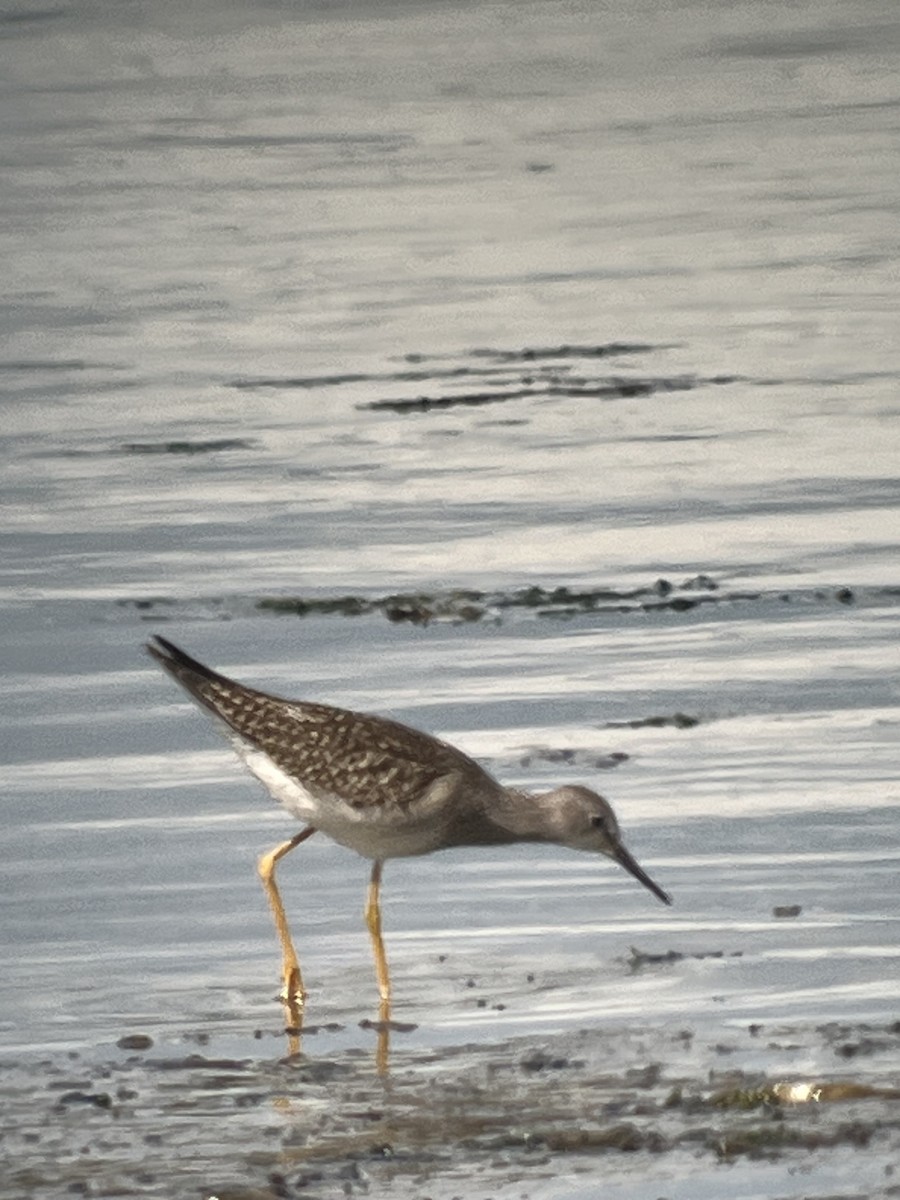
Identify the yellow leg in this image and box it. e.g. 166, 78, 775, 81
364, 859, 391, 1003
257, 827, 316, 1013
375, 995, 391, 1076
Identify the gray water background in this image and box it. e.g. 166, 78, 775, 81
1, 1, 899, 1195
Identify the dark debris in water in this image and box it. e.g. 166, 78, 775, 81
116, 578, 891, 628
146, 1052, 250, 1072
54, 1090, 112, 1110
518, 747, 630, 770
229, 343, 657, 393
358, 1018, 419, 1034
118, 438, 257, 455
628, 946, 744, 971
363, 385, 536, 412
230, 343, 657, 390
115, 1033, 154, 1051
253, 577, 733, 625
464, 343, 658, 362
602, 712, 700, 730
711, 1118, 876, 1160
229, 341, 741, 413
360, 373, 740, 413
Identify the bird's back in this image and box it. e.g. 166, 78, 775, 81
147, 636, 496, 813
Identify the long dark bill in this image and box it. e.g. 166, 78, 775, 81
613, 841, 672, 906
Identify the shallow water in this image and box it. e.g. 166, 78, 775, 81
1, 0, 899, 1195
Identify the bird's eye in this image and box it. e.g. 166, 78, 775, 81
590, 815, 607, 831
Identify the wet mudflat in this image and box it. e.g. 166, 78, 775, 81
3, 1016, 899, 1199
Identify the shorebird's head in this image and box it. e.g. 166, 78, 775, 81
547, 785, 672, 906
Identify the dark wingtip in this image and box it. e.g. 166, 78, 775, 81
145, 634, 189, 669
145, 633, 173, 660
145, 635, 220, 681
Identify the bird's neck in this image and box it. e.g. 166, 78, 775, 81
487, 787, 564, 842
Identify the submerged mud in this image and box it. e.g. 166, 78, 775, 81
2, 1018, 898, 1199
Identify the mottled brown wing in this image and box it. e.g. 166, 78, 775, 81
255, 701, 494, 809
147, 635, 494, 808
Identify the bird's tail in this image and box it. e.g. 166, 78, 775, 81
146, 635, 271, 729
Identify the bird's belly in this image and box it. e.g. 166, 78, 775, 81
233, 741, 450, 860
234, 742, 320, 819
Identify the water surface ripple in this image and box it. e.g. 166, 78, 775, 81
1, 0, 898, 1196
